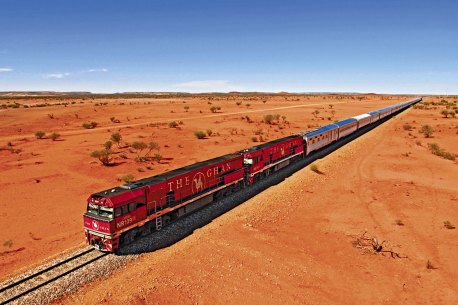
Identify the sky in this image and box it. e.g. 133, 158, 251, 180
0, 0, 457, 94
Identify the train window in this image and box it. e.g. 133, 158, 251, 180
114, 208, 122, 217
122, 205, 129, 215
87, 203, 98, 215
129, 202, 137, 212
244, 158, 253, 165
99, 206, 114, 219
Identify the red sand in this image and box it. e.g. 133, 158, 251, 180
1, 94, 457, 304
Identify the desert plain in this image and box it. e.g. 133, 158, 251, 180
0, 93, 457, 304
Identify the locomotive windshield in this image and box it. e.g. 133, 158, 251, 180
86, 202, 114, 220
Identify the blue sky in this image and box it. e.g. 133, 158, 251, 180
0, 0, 457, 94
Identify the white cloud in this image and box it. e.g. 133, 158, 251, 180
45, 72, 71, 79
0, 68, 13, 72
86, 68, 108, 72
171, 80, 233, 91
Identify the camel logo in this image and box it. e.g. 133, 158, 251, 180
92, 220, 99, 230
192, 172, 206, 194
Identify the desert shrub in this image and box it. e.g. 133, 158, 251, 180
90, 149, 113, 165
254, 129, 263, 135
184, 106, 190, 112
235, 101, 242, 106
47, 113, 54, 119
82, 121, 98, 129
426, 260, 436, 270
168, 121, 178, 128
441, 109, 449, 118
263, 114, 275, 124
246, 103, 251, 108
251, 136, 258, 142
194, 131, 206, 139
110, 132, 122, 147
120, 174, 135, 183
135, 156, 148, 162
104, 140, 113, 150
403, 124, 413, 131
35, 131, 46, 139
262, 100, 267, 104
153, 153, 162, 163
310, 163, 320, 173
415, 140, 422, 146
110, 116, 121, 123
145, 141, 160, 157
428, 143, 455, 160
420, 125, 434, 138
443, 220, 455, 229
395, 219, 405, 226
131, 141, 148, 156
49, 132, 60, 141
210, 106, 221, 113
207, 129, 213, 137
312, 110, 320, 118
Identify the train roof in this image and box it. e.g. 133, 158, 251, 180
334, 118, 357, 127
300, 124, 338, 138
352, 113, 370, 120
93, 153, 242, 197
242, 134, 301, 152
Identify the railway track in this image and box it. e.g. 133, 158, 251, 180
0, 248, 109, 304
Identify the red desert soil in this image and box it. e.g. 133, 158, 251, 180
1, 94, 457, 304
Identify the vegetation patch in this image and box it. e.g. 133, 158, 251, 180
420, 125, 434, 138
194, 130, 206, 139
82, 121, 98, 129
35, 131, 46, 139
443, 220, 456, 229
428, 143, 455, 160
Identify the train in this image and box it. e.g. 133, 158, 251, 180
84, 98, 422, 252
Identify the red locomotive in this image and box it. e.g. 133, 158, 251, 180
84, 98, 422, 252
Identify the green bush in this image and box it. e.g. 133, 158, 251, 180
104, 140, 113, 150
110, 132, 122, 147
35, 131, 46, 139
82, 121, 98, 129
194, 131, 206, 139
90, 149, 114, 165
263, 114, 275, 124
420, 125, 434, 138
168, 121, 178, 128
310, 163, 320, 173
403, 124, 413, 131
428, 143, 455, 160
121, 174, 135, 183
131, 141, 148, 156
49, 132, 60, 141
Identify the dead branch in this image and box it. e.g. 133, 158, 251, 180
352, 231, 408, 259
